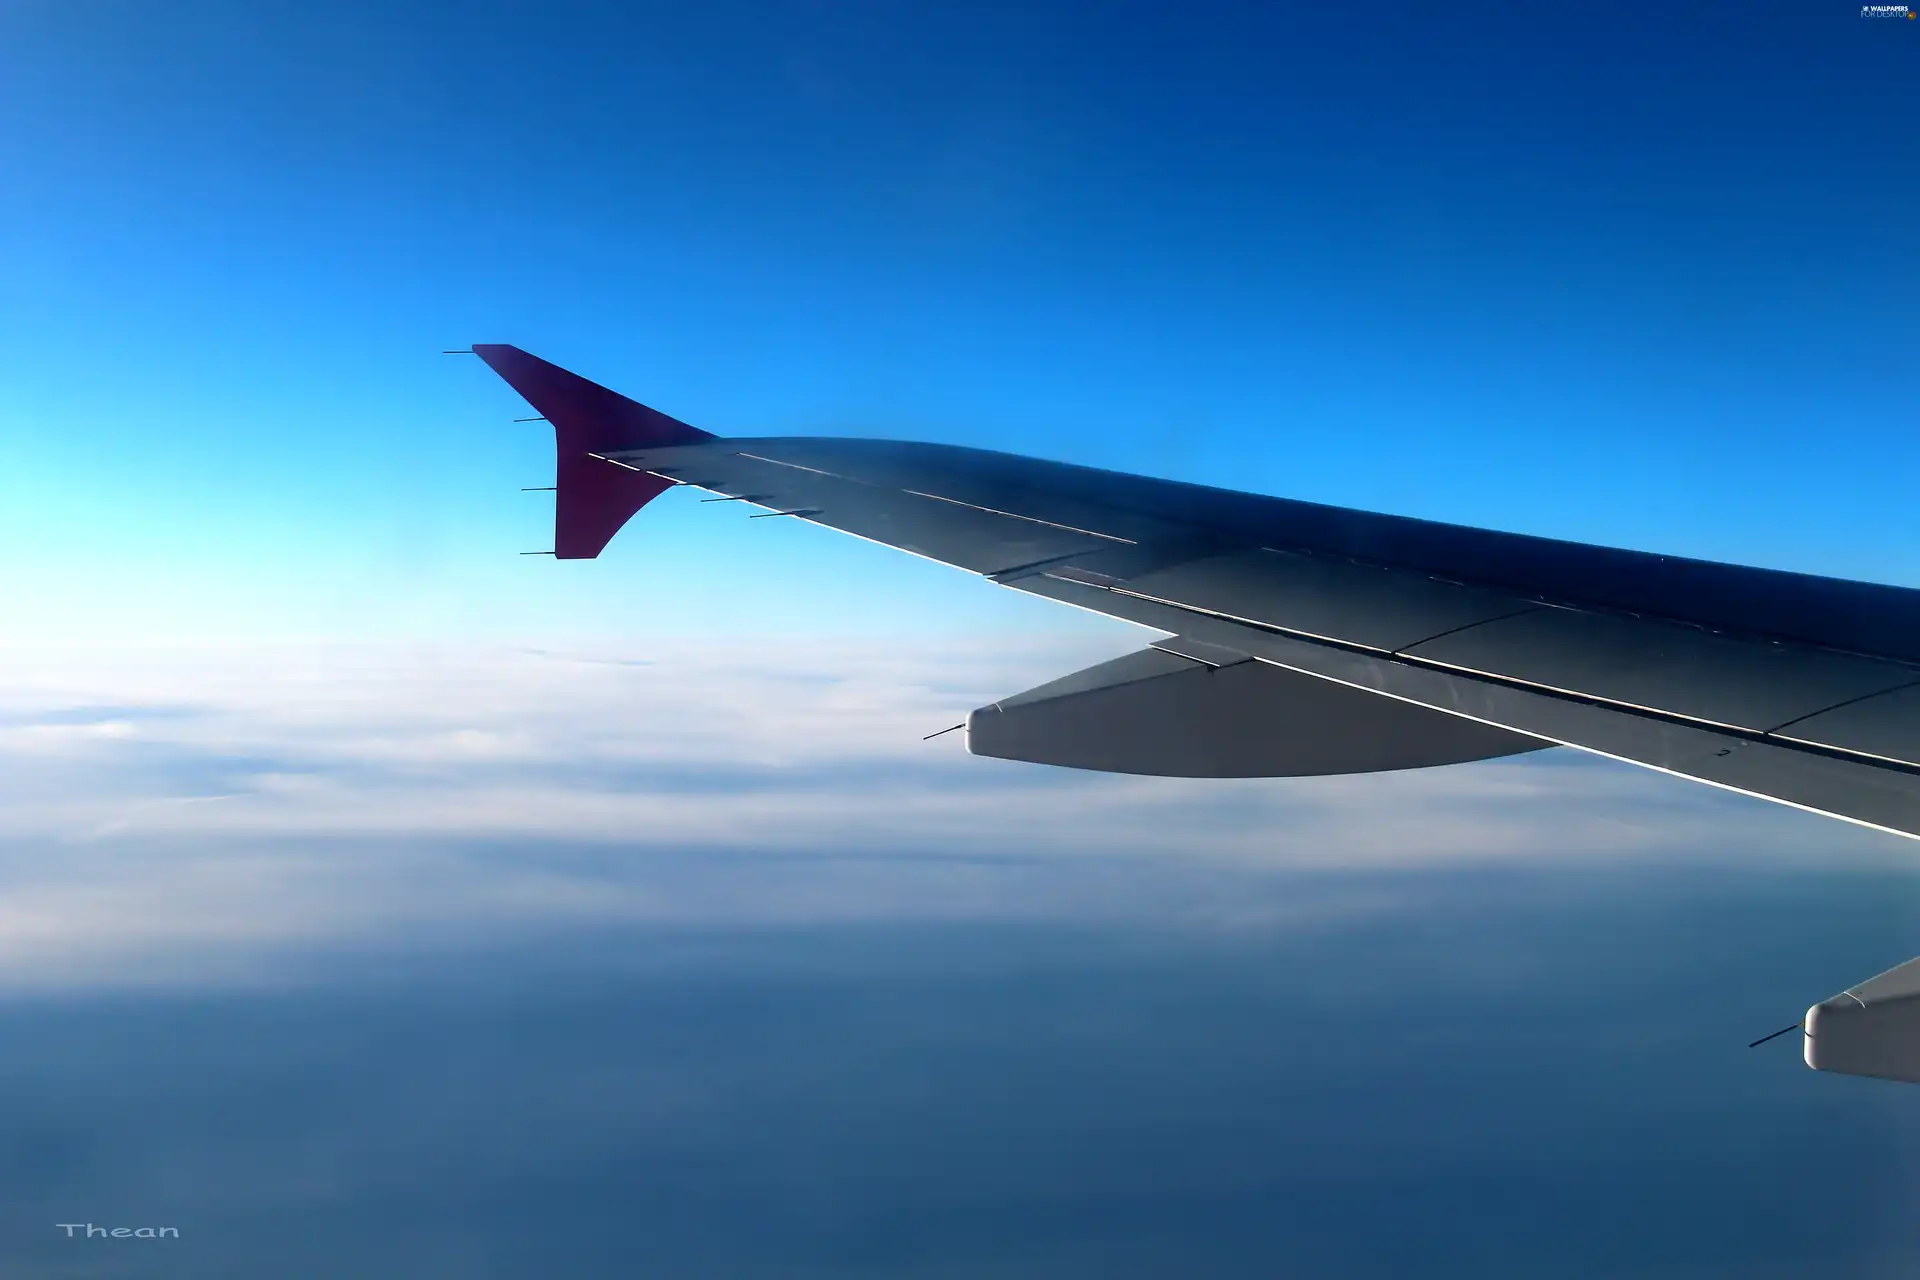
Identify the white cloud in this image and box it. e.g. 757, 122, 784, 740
0, 635, 1900, 989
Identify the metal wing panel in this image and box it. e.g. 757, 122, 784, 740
716, 438, 1920, 665
667, 438, 1920, 697
1009, 573, 1920, 840
1400, 608, 1919, 734
612, 444, 1118, 574
1113, 547, 1543, 653
602, 434, 1920, 836
1774, 684, 1920, 768
710, 438, 1201, 546
1013, 539, 1920, 748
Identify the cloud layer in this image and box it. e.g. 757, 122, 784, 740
0, 635, 1901, 988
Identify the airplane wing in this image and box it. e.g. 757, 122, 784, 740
472, 343, 1920, 1081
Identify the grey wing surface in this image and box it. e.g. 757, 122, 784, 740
612, 433, 1920, 841
475, 343, 1920, 841
476, 343, 1920, 1084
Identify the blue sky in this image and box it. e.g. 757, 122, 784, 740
2, 0, 1915, 642
1, 6, 1920, 1272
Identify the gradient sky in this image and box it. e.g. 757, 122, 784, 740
2, 4, 1920, 1276
6, 870, 1920, 1280
2, 0, 1915, 642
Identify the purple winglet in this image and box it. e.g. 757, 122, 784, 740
473, 344, 715, 559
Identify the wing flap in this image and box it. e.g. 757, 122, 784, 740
1402, 607, 1916, 734
1035, 542, 1920, 739
1775, 683, 1920, 768
1014, 572, 1920, 838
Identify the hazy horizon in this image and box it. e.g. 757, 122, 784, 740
3, 0, 1917, 1273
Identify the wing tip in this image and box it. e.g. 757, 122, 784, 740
471, 344, 710, 558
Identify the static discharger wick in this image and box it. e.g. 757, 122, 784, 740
924, 723, 965, 741
1748, 1022, 1804, 1049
